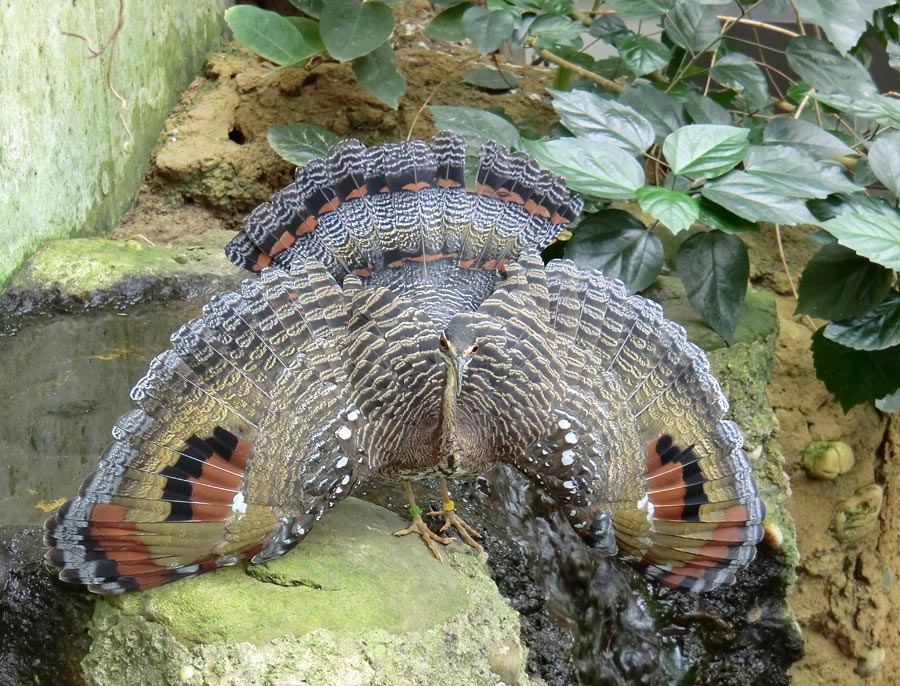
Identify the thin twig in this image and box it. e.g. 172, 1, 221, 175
527, 38, 623, 93
794, 87, 815, 120
774, 224, 816, 331
715, 15, 800, 38
63, 0, 132, 150
787, 0, 806, 35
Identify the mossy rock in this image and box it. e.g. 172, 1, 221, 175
83, 498, 529, 686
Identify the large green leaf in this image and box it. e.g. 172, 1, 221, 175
425, 3, 471, 42
320, 0, 394, 61
877, 388, 900, 412
461, 67, 519, 91
564, 209, 664, 293
461, 6, 515, 54
821, 211, 900, 270
663, 0, 721, 53
550, 89, 654, 153
529, 14, 584, 50
225, 6, 324, 66
696, 197, 758, 234
867, 131, 900, 197
635, 186, 699, 234
524, 138, 645, 200
605, 0, 674, 20
792, 0, 894, 54
429, 105, 520, 152
811, 328, 900, 412
795, 242, 893, 320
615, 35, 672, 77
785, 36, 876, 97
709, 53, 769, 110
762, 118, 854, 159
267, 124, 340, 166
619, 84, 687, 143
352, 41, 405, 109
676, 231, 749, 343
680, 91, 732, 125
701, 172, 817, 225
813, 93, 900, 129
824, 292, 900, 351
663, 124, 749, 178
743, 145, 862, 198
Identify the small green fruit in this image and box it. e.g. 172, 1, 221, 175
801, 440, 854, 480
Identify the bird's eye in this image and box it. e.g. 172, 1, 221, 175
470, 344, 479, 354
439, 337, 448, 349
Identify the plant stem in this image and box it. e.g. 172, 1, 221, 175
527, 38, 624, 94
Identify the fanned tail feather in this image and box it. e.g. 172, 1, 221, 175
545, 261, 765, 592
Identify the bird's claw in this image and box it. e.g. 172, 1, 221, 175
427, 509, 484, 554
393, 514, 453, 561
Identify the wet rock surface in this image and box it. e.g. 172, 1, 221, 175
0, 527, 93, 686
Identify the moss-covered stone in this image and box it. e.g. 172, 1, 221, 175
0, 0, 230, 291
0, 232, 242, 321
83, 498, 528, 686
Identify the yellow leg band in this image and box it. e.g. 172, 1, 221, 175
444, 500, 455, 512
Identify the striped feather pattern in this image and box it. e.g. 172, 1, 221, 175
47, 135, 764, 595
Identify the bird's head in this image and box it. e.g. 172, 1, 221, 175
439, 319, 480, 395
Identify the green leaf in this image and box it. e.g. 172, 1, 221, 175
824, 292, 900, 351
614, 35, 672, 77
743, 145, 862, 198
461, 6, 515, 54
425, 3, 471, 42
605, 0, 674, 20
808, 193, 900, 222
680, 91, 732, 125
762, 118, 854, 159
352, 41, 405, 109
785, 36, 876, 97
663, 0, 722, 53
792, 0, 894, 54
701, 172, 817, 225
429, 105, 520, 152
663, 124, 749, 178
564, 210, 664, 293
676, 231, 749, 343
225, 6, 323, 66
588, 15, 629, 41
796, 242, 893, 320
267, 124, 340, 165
289, 0, 323, 19
867, 130, 900, 197
285, 18, 325, 56
319, 0, 394, 61
813, 93, 900, 129
696, 197, 758, 234
461, 67, 519, 91
709, 53, 769, 110
619, 84, 686, 143
811, 328, 900, 412
524, 138, 645, 200
635, 186, 699, 234
549, 89, 655, 153
529, 14, 584, 49
821, 211, 900, 270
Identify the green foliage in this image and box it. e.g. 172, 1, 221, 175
266, 124, 340, 165
226, 0, 900, 410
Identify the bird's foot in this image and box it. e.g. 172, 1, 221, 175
393, 510, 453, 561
428, 501, 484, 554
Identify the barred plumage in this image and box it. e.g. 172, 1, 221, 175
46, 133, 763, 594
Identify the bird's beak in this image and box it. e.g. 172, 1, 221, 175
453, 355, 471, 394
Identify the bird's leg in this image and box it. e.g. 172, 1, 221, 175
393, 481, 453, 561
427, 478, 484, 554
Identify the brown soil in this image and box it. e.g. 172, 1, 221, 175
111, 3, 899, 682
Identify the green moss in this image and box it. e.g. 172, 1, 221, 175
85, 499, 526, 686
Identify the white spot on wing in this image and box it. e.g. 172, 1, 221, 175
231, 491, 248, 514
565, 432, 578, 444
346, 410, 360, 422
561, 450, 575, 466
337, 425, 352, 440
336, 456, 349, 469
558, 418, 572, 430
